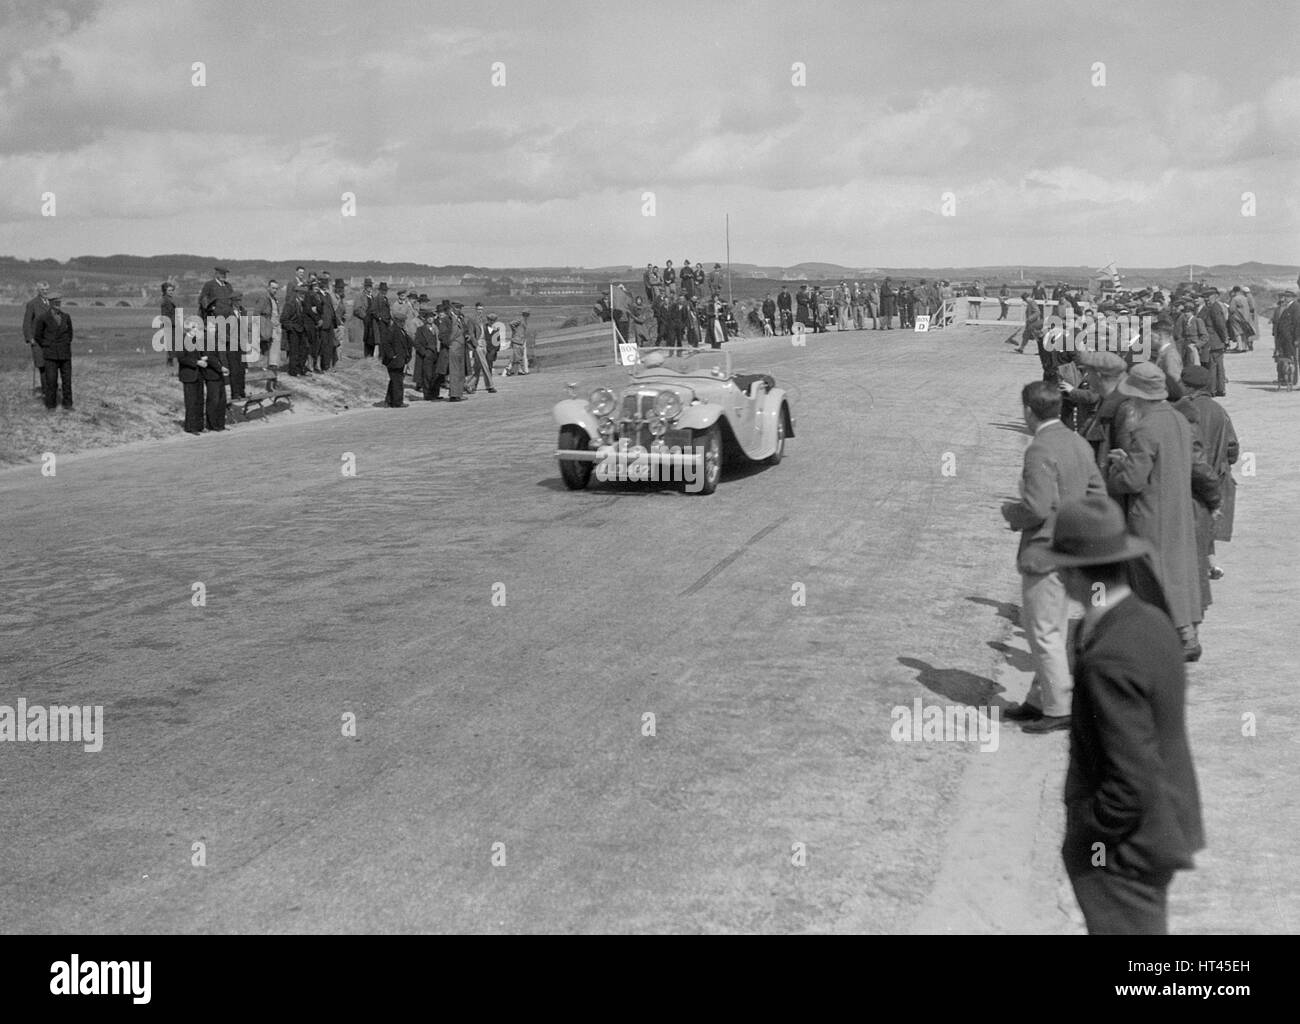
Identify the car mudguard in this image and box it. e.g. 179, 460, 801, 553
552, 399, 602, 440
756, 389, 793, 458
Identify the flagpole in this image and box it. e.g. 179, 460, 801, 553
726, 214, 732, 306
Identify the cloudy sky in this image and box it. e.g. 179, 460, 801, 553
2, 0, 1297, 268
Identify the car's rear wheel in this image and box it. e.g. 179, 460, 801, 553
768, 405, 787, 465
691, 424, 722, 495
558, 426, 593, 490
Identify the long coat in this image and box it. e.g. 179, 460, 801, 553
1107, 401, 1201, 629
1185, 392, 1237, 541
1064, 595, 1204, 879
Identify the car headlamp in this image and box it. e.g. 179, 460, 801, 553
649, 417, 668, 437
589, 388, 616, 416
652, 391, 682, 419
598, 418, 615, 438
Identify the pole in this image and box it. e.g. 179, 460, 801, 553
726, 214, 732, 306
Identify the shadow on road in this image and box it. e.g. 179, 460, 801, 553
966, 595, 1020, 624
897, 656, 1002, 706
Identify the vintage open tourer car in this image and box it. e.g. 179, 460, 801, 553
552, 347, 794, 495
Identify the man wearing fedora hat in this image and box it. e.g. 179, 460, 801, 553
1106, 362, 1204, 660
1002, 381, 1107, 732
1041, 493, 1204, 935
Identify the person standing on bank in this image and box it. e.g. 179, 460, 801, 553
33, 294, 75, 410
160, 282, 177, 367
379, 310, 411, 407
198, 264, 240, 402
1042, 493, 1203, 936
176, 318, 206, 434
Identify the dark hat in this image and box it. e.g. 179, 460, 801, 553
1181, 365, 1211, 389
1041, 493, 1153, 569
418, 294, 430, 303
378, 282, 388, 291
1118, 362, 1168, 401
214, 264, 229, 273
1204, 286, 1219, 295
363, 277, 374, 287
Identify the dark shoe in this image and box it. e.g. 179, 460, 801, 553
1209, 565, 1224, 581
448, 396, 464, 402
61, 403, 74, 410
487, 387, 497, 393
1003, 702, 1044, 722
1022, 714, 1071, 734
1183, 642, 1203, 663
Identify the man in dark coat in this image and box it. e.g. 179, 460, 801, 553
280, 285, 308, 377
1106, 363, 1204, 660
300, 275, 322, 373
413, 309, 440, 399
379, 312, 411, 407
33, 296, 75, 410
198, 264, 241, 401
1197, 288, 1229, 396
176, 318, 206, 433
368, 282, 393, 365
197, 326, 228, 431
1178, 365, 1237, 582
316, 277, 340, 371
1069, 351, 1131, 471
777, 287, 793, 334
1043, 493, 1204, 935
160, 282, 177, 367
1273, 290, 1299, 386
23, 282, 52, 365
355, 278, 376, 357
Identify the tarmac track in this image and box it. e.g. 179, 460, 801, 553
6, 327, 1279, 934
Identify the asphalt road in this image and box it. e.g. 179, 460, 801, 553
5, 327, 1289, 934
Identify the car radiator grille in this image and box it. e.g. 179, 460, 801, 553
618, 391, 657, 448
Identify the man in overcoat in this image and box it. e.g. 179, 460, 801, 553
1106, 363, 1204, 660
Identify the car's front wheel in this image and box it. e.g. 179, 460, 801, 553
558, 426, 593, 490
691, 424, 722, 495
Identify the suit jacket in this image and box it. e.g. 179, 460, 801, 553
1064, 595, 1204, 879
1274, 299, 1299, 358
23, 295, 51, 342
176, 344, 204, 383
198, 278, 236, 319
1002, 421, 1106, 573
1198, 301, 1228, 349
247, 290, 279, 340
379, 325, 411, 369
34, 309, 74, 359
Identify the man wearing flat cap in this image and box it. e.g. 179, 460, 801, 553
1106, 362, 1205, 660
1042, 493, 1204, 934
33, 294, 75, 410
1066, 350, 1132, 471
